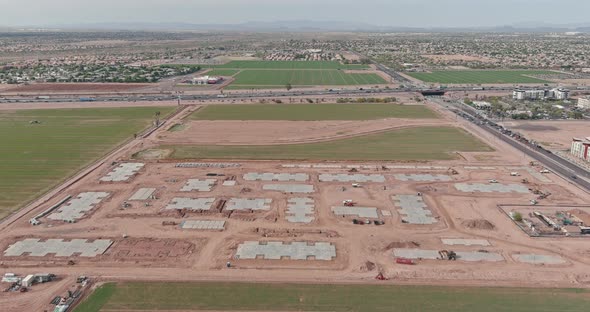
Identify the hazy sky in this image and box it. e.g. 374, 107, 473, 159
2, 0, 589, 27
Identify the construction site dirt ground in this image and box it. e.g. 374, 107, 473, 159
1, 99, 590, 311
501, 120, 590, 149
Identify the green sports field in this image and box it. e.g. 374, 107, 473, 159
74, 281, 590, 312
0, 107, 173, 218
154, 126, 491, 161
189, 61, 386, 88
191, 104, 438, 120
407, 70, 554, 84
230, 69, 386, 86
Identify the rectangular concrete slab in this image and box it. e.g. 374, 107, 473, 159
180, 220, 225, 230
394, 174, 452, 182
175, 162, 241, 168
332, 206, 379, 218
513, 254, 565, 264
263, 184, 314, 193
455, 183, 529, 193
286, 198, 315, 223
181, 179, 216, 192
48, 192, 109, 222
235, 241, 336, 260
100, 163, 144, 182
319, 174, 385, 183
165, 197, 215, 210
442, 238, 490, 246
4, 238, 113, 257
393, 249, 440, 260
129, 188, 156, 201
243, 172, 308, 182
393, 249, 503, 262
455, 251, 504, 262
392, 195, 436, 224
226, 198, 272, 211
222, 181, 237, 186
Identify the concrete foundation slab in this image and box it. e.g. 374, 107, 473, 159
222, 181, 237, 186
393, 249, 440, 260
455, 183, 529, 193
165, 197, 215, 210
332, 206, 379, 218
286, 198, 315, 223
100, 163, 144, 182
226, 198, 272, 211
394, 174, 452, 182
319, 174, 385, 183
48, 192, 109, 222
4, 238, 113, 257
180, 220, 225, 230
176, 162, 241, 168
513, 254, 565, 264
393, 249, 503, 262
263, 184, 314, 193
236, 241, 336, 260
455, 251, 504, 262
129, 188, 156, 201
392, 195, 436, 224
244, 173, 308, 182
181, 179, 216, 192
442, 238, 490, 246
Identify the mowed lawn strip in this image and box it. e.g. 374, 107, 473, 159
0, 107, 173, 218
162, 127, 491, 161
191, 104, 439, 120
407, 70, 554, 84
74, 281, 590, 312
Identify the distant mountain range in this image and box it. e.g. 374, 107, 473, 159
3, 20, 590, 33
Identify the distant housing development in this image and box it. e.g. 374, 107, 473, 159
513, 88, 569, 101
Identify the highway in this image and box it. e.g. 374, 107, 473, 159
430, 97, 590, 191
0, 85, 528, 104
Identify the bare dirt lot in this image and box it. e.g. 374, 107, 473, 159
158, 118, 448, 145
501, 120, 590, 149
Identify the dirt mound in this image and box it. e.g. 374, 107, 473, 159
383, 241, 420, 251
359, 261, 376, 272
462, 219, 496, 230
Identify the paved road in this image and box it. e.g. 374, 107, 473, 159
430, 97, 590, 191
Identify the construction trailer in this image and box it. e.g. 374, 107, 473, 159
21, 275, 35, 288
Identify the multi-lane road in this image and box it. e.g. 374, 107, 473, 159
430, 97, 590, 191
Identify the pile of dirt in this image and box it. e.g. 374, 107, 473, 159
462, 219, 496, 230
383, 241, 420, 251
359, 261, 376, 272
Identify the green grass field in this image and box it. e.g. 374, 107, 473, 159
205, 69, 241, 77
187, 61, 384, 87
407, 70, 554, 84
0, 107, 173, 218
191, 104, 438, 120
201, 60, 369, 70
74, 281, 590, 312
155, 126, 490, 161
230, 69, 386, 86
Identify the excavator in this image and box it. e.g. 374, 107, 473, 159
439, 250, 457, 260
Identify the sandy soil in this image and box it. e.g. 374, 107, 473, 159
500, 120, 590, 149
158, 118, 448, 145
1, 99, 590, 311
